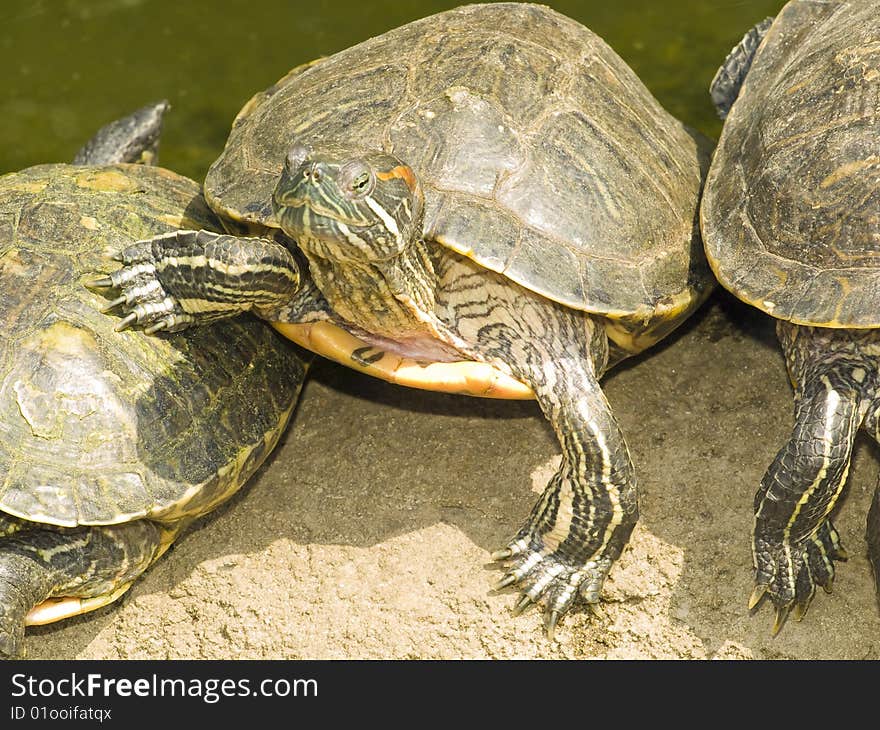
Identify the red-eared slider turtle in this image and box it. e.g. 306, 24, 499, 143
92, 3, 712, 635
0, 105, 307, 657
701, 0, 880, 632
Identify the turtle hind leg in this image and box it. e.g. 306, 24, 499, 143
710, 16, 774, 119
751, 324, 872, 633
0, 521, 169, 658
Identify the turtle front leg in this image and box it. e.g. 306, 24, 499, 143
442, 273, 638, 635
493, 357, 638, 636
87, 229, 304, 333
0, 520, 172, 658
751, 323, 873, 633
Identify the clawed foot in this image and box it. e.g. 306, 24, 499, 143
491, 536, 614, 640
750, 520, 847, 634
86, 243, 195, 334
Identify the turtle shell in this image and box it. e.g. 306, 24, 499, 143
702, 0, 880, 327
0, 163, 306, 527
207, 2, 711, 326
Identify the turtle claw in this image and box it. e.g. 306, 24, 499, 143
793, 601, 809, 622
91, 249, 197, 334
86, 275, 114, 288
512, 594, 535, 617
115, 312, 138, 332
544, 610, 560, 641
491, 538, 528, 562
101, 294, 127, 313
491, 547, 514, 561
748, 584, 768, 610
771, 605, 791, 636
491, 529, 616, 634
493, 573, 518, 591
144, 320, 169, 335
751, 520, 845, 632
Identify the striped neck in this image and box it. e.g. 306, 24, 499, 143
303, 237, 443, 342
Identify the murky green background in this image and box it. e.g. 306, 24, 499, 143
2, 0, 780, 178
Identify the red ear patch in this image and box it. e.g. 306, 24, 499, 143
376, 165, 417, 192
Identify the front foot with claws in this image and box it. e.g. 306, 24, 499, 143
491, 534, 615, 640
86, 229, 300, 334
750, 519, 847, 634
86, 242, 196, 334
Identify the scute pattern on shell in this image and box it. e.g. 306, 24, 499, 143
207, 2, 711, 322
702, 0, 880, 327
0, 163, 304, 527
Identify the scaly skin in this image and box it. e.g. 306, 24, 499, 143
709, 17, 773, 119
751, 322, 880, 633
0, 520, 164, 658
432, 254, 638, 634
94, 187, 644, 638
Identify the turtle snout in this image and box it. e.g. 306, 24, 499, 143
303, 162, 330, 185
281, 144, 330, 188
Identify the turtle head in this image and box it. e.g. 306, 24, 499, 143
273, 143, 423, 263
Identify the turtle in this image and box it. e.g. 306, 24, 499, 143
0, 103, 308, 658
90, 3, 713, 635
701, 0, 880, 633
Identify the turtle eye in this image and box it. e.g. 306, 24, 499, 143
352, 172, 371, 192
340, 161, 374, 198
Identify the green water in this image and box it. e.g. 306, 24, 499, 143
1, 0, 780, 178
